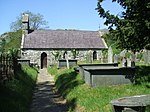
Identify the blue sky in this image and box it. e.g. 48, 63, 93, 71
0, 0, 122, 35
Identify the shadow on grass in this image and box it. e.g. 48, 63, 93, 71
55, 71, 84, 97
0, 65, 37, 112
55, 70, 84, 111
135, 65, 150, 84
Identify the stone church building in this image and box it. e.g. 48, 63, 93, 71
21, 14, 108, 68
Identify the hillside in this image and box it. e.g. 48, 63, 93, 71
1, 30, 22, 51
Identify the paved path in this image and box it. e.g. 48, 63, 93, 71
30, 68, 67, 112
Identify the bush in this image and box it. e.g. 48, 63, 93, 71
135, 66, 150, 84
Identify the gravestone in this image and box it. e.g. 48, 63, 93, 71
120, 49, 127, 57
143, 49, 148, 64
86, 50, 92, 63
127, 58, 131, 67
108, 46, 113, 63
131, 52, 136, 67
122, 57, 127, 67
148, 50, 150, 64
65, 53, 69, 69
99, 50, 103, 63
114, 54, 119, 63
145, 50, 150, 65
120, 50, 127, 67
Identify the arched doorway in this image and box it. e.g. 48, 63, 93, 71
93, 51, 97, 60
41, 52, 47, 69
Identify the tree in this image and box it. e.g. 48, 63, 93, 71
96, 0, 150, 52
10, 11, 49, 31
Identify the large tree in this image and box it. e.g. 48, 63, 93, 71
10, 11, 49, 31
96, 0, 150, 52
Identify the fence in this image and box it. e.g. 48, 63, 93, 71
0, 54, 15, 84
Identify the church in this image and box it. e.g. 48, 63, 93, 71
21, 14, 108, 68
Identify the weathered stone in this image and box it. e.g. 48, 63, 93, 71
108, 46, 113, 63
78, 63, 135, 87
111, 94, 150, 112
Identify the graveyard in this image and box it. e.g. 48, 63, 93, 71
1, 30, 150, 111
46, 46, 150, 111
0, 0, 149, 111
0, 38, 149, 111
48, 63, 150, 111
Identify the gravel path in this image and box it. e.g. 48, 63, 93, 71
30, 68, 67, 112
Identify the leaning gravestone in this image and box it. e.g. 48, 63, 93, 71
108, 46, 113, 63
120, 50, 127, 67
120, 49, 127, 57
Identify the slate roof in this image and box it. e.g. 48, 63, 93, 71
23, 30, 107, 50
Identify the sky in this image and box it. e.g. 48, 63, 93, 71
0, 0, 123, 35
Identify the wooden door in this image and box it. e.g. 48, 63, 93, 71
41, 52, 47, 69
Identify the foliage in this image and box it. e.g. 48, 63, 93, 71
10, 11, 49, 31
0, 65, 38, 112
3, 30, 22, 52
102, 33, 121, 54
51, 50, 61, 60
71, 49, 79, 59
96, 0, 150, 52
135, 66, 150, 85
48, 66, 150, 112
7, 48, 20, 59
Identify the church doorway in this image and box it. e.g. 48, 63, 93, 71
93, 51, 97, 60
41, 52, 47, 69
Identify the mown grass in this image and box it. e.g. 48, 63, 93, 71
48, 66, 150, 112
0, 65, 38, 112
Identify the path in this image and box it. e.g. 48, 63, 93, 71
30, 68, 67, 112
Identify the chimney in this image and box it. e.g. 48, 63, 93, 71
22, 13, 29, 34
21, 14, 29, 50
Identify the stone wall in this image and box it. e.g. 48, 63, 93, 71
21, 49, 102, 68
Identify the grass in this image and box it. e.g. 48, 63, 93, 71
48, 66, 150, 112
48, 65, 58, 76
0, 65, 38, 112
